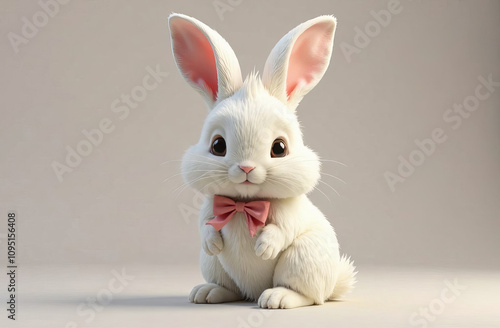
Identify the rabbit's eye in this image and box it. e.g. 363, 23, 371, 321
271, 138, 288, 158
210, 135, 226, 156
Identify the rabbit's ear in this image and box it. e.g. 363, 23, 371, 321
168, 13, 242, 109
262, 16, 337, 111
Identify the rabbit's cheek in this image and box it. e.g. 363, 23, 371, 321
246, 168, 266, 185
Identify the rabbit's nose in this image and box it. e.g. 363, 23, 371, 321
239, 166, 255, 174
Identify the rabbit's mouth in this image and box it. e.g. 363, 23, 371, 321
233, 178, 263, 198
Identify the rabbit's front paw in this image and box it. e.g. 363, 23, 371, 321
189, 283, 242, 303
202, 227, 223, 256
255, 225, 283, 260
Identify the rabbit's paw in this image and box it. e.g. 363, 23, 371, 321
255, 224, 283, 260
189, 283, 241, 304
202, 227, 223, 255
258, 287, 314, 309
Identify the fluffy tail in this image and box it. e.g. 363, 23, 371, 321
329, 254, 357, 300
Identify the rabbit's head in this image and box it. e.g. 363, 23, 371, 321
169, 14, 337, 199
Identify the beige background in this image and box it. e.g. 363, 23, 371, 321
1, 0, 499, 271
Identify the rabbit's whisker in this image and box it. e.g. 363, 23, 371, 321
172, 172, 225, 197
318, 179, 341, 197
320, 172, 347, 184
161, 159, 228, 170
162, 169, 227, 184
312, 185, 332, 204
266, 177, 299, 195
199, 178, 229, 194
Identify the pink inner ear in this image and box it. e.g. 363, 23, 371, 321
286, 21, 334, 97
171, 19, 218, 101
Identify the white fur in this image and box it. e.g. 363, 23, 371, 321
168, 13, 356, 309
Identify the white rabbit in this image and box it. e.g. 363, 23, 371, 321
168, 13, 356, 309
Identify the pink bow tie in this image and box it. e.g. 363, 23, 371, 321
207, 195, 270, 237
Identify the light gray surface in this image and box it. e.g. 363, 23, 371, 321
1, 0, 499, 327
8, 264, 500, 328
1, 0, 499, 270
